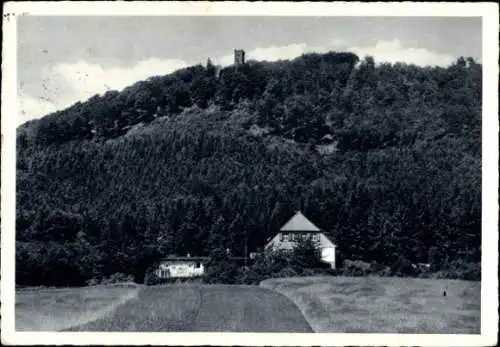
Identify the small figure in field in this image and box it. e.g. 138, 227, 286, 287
443, 290, 447, 297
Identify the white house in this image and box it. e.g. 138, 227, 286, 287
265, 211, 337, 269
155, 256, 209, 279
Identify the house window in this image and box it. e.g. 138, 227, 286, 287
280, 233, 284, 242
290, 233, 294, 242
283, 233, 289, 242
312, 234, 320, 242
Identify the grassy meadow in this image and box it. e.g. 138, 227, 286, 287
15, 283, 140, 331
260, 276, 480, 334
16, 284, 312, 332
16, 276, 480, 333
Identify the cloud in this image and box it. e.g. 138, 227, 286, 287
214, 39, 454, 68
18, 95, 59, 124
19, 58, 188, 124
51, 58, 188, 100
214, 43, 334, 66
348, 39, 456, 67
246, 43, 311, 62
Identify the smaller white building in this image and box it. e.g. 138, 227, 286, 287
155, 257, 209, 279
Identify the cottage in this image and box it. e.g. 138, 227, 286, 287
265, 211, 337, 269
155, 256, 209, 279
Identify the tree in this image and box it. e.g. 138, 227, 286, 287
206, 57, 216, 76
290, 235, 325, 271
32, 209, 83, 242
204, 247, 239, 284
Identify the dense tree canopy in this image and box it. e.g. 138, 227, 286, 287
16, 52, 481, 285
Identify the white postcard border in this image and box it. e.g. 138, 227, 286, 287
2, 2, 498, 346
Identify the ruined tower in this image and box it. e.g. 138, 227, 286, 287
234, 49, 246, 66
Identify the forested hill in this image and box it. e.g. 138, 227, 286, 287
16, 52, 482, 285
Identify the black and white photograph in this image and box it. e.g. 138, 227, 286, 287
1, 2, 498, 346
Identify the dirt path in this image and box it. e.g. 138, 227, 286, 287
65, 284, 312, 332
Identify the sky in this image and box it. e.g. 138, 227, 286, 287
17, 16, 482, 124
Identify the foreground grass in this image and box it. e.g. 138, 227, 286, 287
64, 284, 312, 332
260, 276, 480, 334
15, 284, 140, 331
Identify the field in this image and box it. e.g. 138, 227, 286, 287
15, 283, 140, 331
16, 276, 480, 333
260, 276, 481, 334
16, 284, 312, 332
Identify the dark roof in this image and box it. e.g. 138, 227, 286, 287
160, 256, 210, 261
160, 256, 250, 262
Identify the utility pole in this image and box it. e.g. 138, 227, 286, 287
244, 230, 248, 268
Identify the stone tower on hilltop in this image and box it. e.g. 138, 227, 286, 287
234, 49, 246, 66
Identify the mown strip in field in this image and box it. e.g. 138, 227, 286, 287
189, 285, 312, 332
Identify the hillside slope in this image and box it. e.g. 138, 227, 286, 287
16, 52, 482, 285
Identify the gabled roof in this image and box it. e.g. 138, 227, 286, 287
280, 211, 320, 232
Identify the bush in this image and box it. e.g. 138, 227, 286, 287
325, 268, 341, 276
98, 272, 135, 285
235, 267, 263, 285
85, 277, 101, 286
342, 259, 372, 276
390, 256, 418, 277
144, 270, 163, 286
240, 240, 334, 282
456, 262, 481, 281
369, 261, 391, 277
86, 273, 135, 286
204, 262, 239, 284
418, 271, 434, 279
341, 266, 368, 277
272, 266, 299, 279
203, 248, 240, 284
434, 260, 481, 281
248, 249, 290, 279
